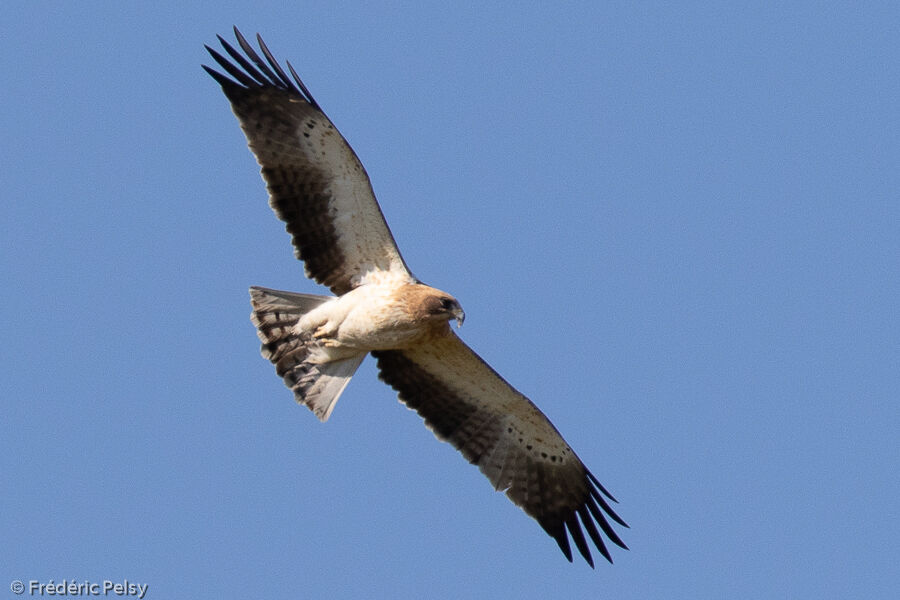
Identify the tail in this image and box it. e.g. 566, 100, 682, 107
249, 286, 365, 422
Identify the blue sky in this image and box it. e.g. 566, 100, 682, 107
2, 2, 898, 598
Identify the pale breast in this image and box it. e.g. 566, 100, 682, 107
299, 278, 444, 352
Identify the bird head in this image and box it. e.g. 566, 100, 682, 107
420, 291, 465, 328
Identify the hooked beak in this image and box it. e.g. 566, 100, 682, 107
452, 307, 465, 328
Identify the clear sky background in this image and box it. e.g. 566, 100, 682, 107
2, 2, 898, 599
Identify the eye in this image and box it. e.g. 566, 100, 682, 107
440, 298, 456, 310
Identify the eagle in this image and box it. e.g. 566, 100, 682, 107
204, 28, 628, 567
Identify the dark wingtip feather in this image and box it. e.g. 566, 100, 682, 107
586, 495, 629, 551
286, 60, 320, 110
543, 466, 628, 565
202, 28, 322, 112
216, 34, 270, 86
578, 504, 612, 564
201, 64, 237, 90
232, 29, 282, 86
587, 468, 620, 503
543, 522, 574, 563
255, 33, 296, 90
589, 484, 630, 529
565, 513, 595, 568
204, 44, 260, 88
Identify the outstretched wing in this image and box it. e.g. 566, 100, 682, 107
372, 333, 629, 567
204, 28, 413, 295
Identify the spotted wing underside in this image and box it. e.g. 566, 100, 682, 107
373, 332, 628, 566
204, 28, 413, 295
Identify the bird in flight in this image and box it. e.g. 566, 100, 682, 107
204, 27, 628, 567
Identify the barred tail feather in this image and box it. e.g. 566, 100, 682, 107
249, 286, 365, 421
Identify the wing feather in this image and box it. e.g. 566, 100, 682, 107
372, 332, 628, 566
204, 28, 412, 294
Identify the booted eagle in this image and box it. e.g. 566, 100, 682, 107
204, 28, 628, 567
